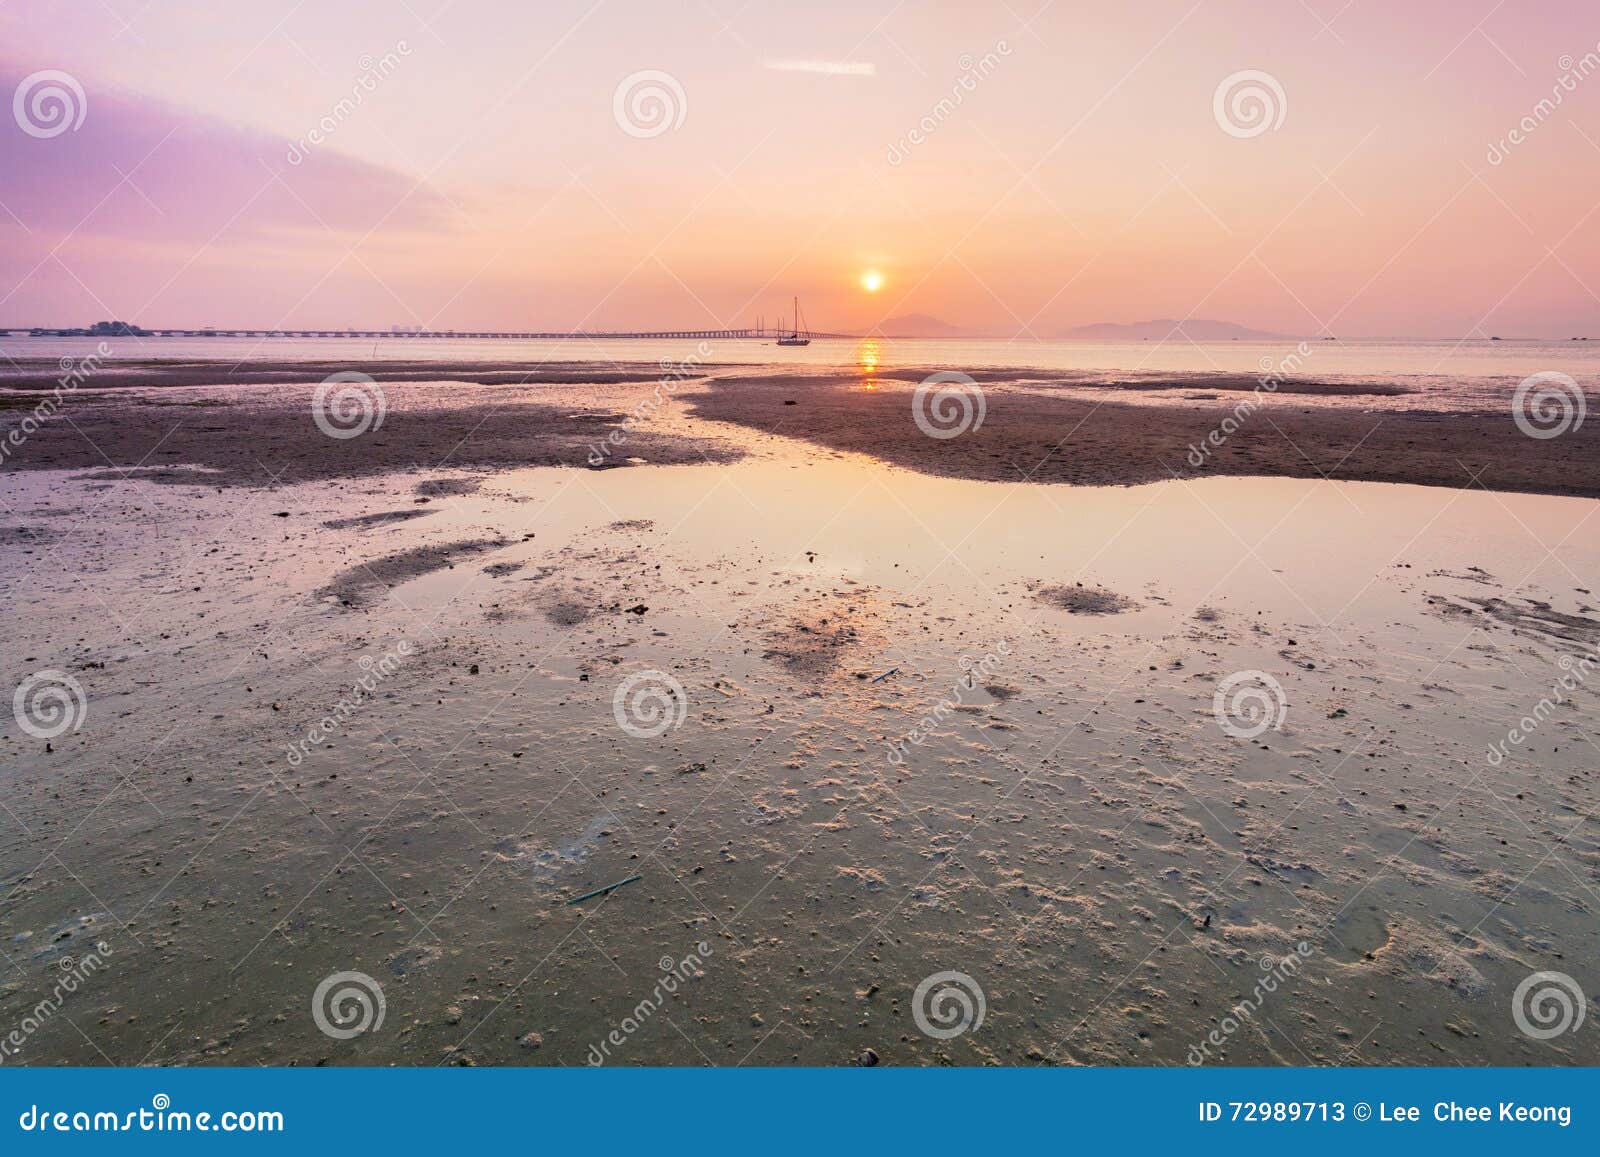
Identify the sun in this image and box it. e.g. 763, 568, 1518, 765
860, 270, 884, 293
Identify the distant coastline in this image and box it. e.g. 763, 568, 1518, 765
4, 320, 1590, 343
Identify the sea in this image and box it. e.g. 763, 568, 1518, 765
4, 334, 1596, 412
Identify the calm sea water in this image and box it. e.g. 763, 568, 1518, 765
5, 334, 1596, 395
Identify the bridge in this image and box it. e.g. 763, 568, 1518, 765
8, 327, 769, 340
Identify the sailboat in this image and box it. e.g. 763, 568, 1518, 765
776, 296, 811, 346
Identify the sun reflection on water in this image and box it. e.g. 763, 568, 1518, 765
856, 338, 882, 389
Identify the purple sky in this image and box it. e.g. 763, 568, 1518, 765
3, 1, 1599, 336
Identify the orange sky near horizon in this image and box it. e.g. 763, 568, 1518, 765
3, 0, 1599, 337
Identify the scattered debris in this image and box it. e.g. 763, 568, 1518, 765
566, 874, 644, 905
1035, 582, 1137, 615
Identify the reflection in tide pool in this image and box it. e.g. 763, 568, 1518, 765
2, 432, 1597, 1066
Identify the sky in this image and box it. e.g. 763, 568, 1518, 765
2, 0, 1598, 337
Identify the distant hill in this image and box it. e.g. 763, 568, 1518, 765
1061, 319, 1289, 341
869, 313, 966, 338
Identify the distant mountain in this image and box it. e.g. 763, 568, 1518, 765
1061, 319, 1289, 341
869, 313, 966, 338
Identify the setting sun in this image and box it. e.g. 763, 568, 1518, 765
860, 270, 885, 293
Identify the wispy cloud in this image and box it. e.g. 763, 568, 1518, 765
0, 67, 454, 243
763, 59, 875, 77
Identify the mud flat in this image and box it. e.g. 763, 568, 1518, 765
7, 358, 1596, 497
0, 358, 687, 392
1, 374, 1597, 1068
690, 373, 1600, 498
0, 377, 744, 486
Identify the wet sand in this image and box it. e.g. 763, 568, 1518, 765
4, 358, 1595, 498
0, 377, 744, 486
2, 367, 1598, 1068
0, 358, 688, 391
690, 373, 1600, 499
